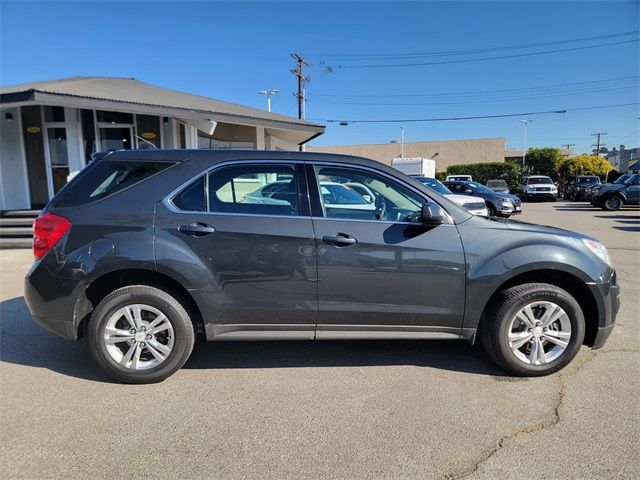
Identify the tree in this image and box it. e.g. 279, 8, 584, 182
523, 147, 562, 178
557, 154, 614, 187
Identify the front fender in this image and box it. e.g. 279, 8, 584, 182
457, 219, 609, 331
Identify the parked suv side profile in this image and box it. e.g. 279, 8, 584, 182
25, 150, 619, 383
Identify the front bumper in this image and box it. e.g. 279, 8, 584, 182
525, 191, 558, 200
588, 271, 620, 349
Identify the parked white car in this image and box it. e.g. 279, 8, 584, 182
414, 177, 488, 216
521, 175, 558, 201
446, 174, 473, 182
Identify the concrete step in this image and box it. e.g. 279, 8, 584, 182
1, 210, 40, 218
0, 237, 32, 249
0, 227, 33, 237
0, 218, 34, 227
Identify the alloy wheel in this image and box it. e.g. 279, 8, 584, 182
604, 196, 622, 210
103, 304, 175, 370
507, 301, 572, 366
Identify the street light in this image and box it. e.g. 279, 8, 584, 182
258, 89, 279, 112
519, 120, 532, 168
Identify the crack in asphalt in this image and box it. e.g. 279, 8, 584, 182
443, 351, 595, 480
444, 347, 638, 480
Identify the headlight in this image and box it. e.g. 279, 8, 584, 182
582, 239, 613, 267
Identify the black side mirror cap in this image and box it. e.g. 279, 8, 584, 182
421, 202, 448, 225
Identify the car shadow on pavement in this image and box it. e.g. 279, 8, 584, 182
613, 226, 640, 232
0, 296, 507, 381
184, 338, 506, 376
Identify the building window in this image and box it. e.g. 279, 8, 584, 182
135, 115, 161, 149
96, 110, 133, 124
44, 106, 65, 123
178, 123, 187, 148
80, 109, 96, 162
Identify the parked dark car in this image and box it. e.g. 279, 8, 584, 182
444, 180, 522, 217
563, 175, 601, 201
585, 174, 632, 201
25, 150, 619, 383
486, 179, 510, 194
591, 173, 640, 210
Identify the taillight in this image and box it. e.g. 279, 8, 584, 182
33, 213, 71, 260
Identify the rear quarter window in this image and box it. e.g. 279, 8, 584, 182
51, 160, 174, 208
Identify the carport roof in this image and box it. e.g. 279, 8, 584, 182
0, 76, 324, 132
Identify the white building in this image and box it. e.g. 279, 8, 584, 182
0, 76, 324, 210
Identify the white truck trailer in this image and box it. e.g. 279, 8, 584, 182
391, 157, 436, 178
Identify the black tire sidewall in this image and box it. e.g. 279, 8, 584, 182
88, 286, 194, 383
493, 286, 585, 376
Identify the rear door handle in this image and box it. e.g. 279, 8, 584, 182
322, 233, 357, 247
178, 222, 216, 237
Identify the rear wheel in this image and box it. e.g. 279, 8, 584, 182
88, 285, 195, 383
480, 283, 585, 376
602, 195, 622, 211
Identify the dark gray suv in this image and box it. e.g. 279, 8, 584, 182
25, 150, 619, 383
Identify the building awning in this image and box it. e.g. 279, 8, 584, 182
0, 76, 324, 141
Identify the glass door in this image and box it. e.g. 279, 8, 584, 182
44, 126, 70, 195
99, 126, 134, 152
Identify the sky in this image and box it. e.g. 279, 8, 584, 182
1, 0, 638, 153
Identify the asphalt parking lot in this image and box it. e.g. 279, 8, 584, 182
1, 201, 638, 480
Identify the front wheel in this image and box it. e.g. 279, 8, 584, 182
602, 195, 622, 211
88, 285, 195, 383
480, 283, 585, 376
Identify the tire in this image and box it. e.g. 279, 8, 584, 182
480, 283, 585, 376
602, 195, 622, 211
88, 285, 195, 384
488, 204, 498, 217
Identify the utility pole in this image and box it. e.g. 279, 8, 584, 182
291, 53, 309, 120
591, 132, 607, 155
519, 120, 532, 169
291, 53, 309, 151
400, 126, 405, 158
562, 143, 575, 150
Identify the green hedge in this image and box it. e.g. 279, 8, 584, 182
445, 162, 522, 191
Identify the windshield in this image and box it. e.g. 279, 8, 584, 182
487, 180, 507, 187
527, 177, 553, 185
614, 175, 630, 184
624, 174, 639, 185
578, 177, 599, 183
417, 178, 451, 195
320, 183, 370, 205
466, 182, 496, 195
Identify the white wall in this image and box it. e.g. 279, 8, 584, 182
0, 107, 30, 210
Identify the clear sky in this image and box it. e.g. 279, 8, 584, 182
1, 0, 638, 153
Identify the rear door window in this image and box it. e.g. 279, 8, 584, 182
52, 160, 174, 208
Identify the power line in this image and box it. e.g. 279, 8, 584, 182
308, 85, 638, 106
311, 102, 639, 124
308, 31, 639, 60
333, 39, 639, 69
310, 75, 639, 98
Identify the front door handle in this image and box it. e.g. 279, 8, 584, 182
178, 222, 216, 237
322, 233, 357, 247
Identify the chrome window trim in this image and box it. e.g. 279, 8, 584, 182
162, 157, 455, 225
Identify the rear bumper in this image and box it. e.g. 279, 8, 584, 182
24, 258, 84, 341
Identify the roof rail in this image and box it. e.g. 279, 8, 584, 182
91, 151, 113, 161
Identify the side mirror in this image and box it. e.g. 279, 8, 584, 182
420, 202, 448, 225
362, 194, 372, 203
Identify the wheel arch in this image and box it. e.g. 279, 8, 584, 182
475, 269, 599, 347
74, 268, 205, 339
